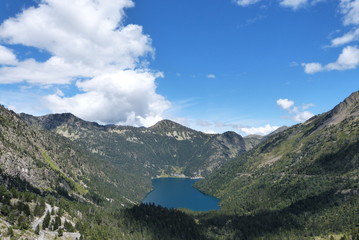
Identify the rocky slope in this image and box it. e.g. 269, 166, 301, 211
0, 105, 149, 205
0, 106, 88, 195
20, 115, 251, 177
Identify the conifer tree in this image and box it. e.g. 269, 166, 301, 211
42, 211, 51, 229
35, 224, 40, 235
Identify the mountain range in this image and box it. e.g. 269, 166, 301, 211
0, 91, 357, 239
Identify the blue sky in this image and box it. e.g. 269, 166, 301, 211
0, 0, 358, 135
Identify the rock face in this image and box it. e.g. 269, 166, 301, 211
0, 106, 88, 194
309, 91, 359, 128
20, 116, 252, 178
2, 106, 151, 204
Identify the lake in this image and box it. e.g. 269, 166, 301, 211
142, 177, 220, 211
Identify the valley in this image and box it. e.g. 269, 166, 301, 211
0, 91, 358, 239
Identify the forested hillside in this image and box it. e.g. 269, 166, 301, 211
196, 91, 359, 239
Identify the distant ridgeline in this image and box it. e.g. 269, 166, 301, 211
0, 91, 357, 239
20, 114, 261, 179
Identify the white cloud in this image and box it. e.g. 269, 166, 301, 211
293, 111, 314, 122
302, 103, 315, 109
277, 98, 314, 122
203, 130, 218, 134
302, 62, 324, 74
0, 0, 170, 126
303, 45, 359, 73
240, 124, 279, 135
235, 0, 322, 9
45, 70, 170, 127
0, 45, 17, 65
340, 0, 359, 25
0, 56, 95, 84
327, 45, 359, 70
0, 0, 150, 69
280, 0, 308, 10
55, 89, 64, 97
331, 28, 359, 46
235, 0, 262, 6
305, 0, 359, 73
277, 98, 295, 110
207, 74, 216, 79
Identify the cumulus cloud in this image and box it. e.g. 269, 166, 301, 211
326, 45, 359, 69
303, 45, 359, 73
340, 0, 359, 25
277, 98, 314, 122
277, 98, 295, 110
302, 62, 324, 74
0, 0, 170, 126
293, 111, 314, 122
186, 119, 278, 136
0, 0, 151, 69
304, 0, 359, 73
240, 124, 279, 135
45, 70, 170, 126
0, 56, 95, 84
328, 1, 359, 47
0, 45, 17, 65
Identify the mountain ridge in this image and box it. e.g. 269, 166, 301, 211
0, 91, 358, 239
195, 90, 359, 238
20, 112, 253, 184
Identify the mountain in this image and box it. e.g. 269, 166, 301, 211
0, 105, 208, 240
0, 106, 88, 196
20, 115, 250, 178
1, 105, 150, 205
1, 91, 358, 239
196, 91, 359, 239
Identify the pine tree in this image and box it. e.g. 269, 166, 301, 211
42, 211, 51, 229
58, 227, 64, 237
23, 203, 31, 216
53, 215, 61, 230
18, 215, 30, 230
64, 220, 75, 232
7, 227, 13, 237
34, 203, 42, 216
35, 224, 40, 235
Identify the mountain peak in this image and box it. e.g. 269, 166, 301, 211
149, 119, 190, 131
20, 112, 101, 131
320, 90, 359, 127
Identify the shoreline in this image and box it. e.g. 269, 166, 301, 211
152, 174, 204, 180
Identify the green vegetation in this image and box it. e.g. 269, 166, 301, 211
195, 91, 359, 239
0, 92, 358, 239
42, 151, 88, 195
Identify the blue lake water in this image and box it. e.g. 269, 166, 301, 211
142, 177, 220, 211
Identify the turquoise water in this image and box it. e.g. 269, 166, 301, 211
142, 177, 220, 211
